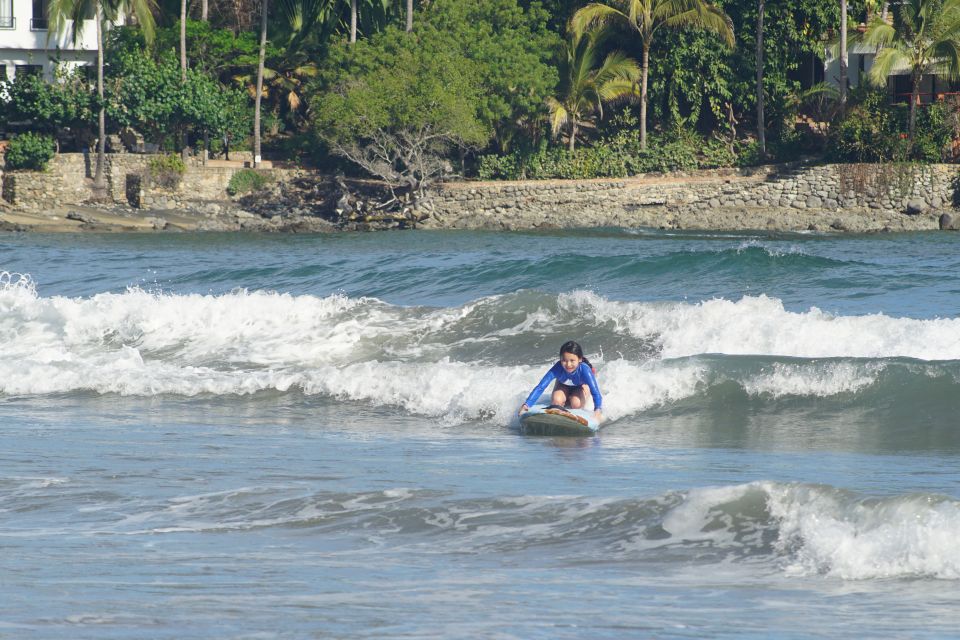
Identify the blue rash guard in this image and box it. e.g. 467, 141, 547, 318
524, 361, 602, 410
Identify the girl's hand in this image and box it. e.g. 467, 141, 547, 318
518, 404, 529, 416
594, 409, 603, 422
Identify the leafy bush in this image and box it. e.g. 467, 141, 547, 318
227, 168, 270, 196
827, 90, 908, 162
475, 124, 742, 180
4, 132, 56, 170
146, 153, 186, 188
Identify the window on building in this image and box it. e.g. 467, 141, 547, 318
31, 0, 47, 29
0, 0, 14, 29
0, 65, 7, 81
15, 65, 43, 79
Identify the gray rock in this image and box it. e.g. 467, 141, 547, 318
905, 199, 927, 215
939, 212, 960, 230
65, 210, 96, 224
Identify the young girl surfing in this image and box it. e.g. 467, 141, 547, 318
518, 340, 603, 422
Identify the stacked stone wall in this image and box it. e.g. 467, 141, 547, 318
0, 153, 257, 210
419, 163, 959, 232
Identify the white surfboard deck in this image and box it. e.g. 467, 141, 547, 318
520, 404, 601, 436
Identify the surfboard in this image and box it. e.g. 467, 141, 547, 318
520, 404, 601, 437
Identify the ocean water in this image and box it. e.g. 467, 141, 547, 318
3, 228, 960, 638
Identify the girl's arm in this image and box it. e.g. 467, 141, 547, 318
582, 364, 602, 411
522, 363, 559, 409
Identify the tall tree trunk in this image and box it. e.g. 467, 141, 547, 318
180, 0, 187, 81
569, 120, 577, 151
181, 0, 189, 162
839, 0, 848, 106
93, 8, 106, 194
756, 0, 765, 156
350, 0, 357, 42
406, 0, 413, 31
640, 43, 649, 150
909, 73, 920, 143
254, 0, 268, 167
202, 0, 208, 21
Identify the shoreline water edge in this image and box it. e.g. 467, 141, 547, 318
1, 160, 958, 234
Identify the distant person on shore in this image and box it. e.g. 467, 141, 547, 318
518, 340, 603, 421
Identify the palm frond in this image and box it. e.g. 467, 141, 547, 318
570, 3, 633, 38
546, 97, 569, 136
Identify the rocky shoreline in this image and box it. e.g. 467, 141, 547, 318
1, 162, 958, 233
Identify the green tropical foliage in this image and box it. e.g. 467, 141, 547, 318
571, 0, 735, 148
47, 0, 156, 190
859, 0, 960, 140
106, 49, 250, 150
0, 65, 95, 149
4, 132, 57, 170
311, 26, 488, 191
547, 33, 641, 151
8, 0, 960, 185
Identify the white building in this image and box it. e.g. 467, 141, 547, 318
825, 41, 960, 104
0, 0, 98, 82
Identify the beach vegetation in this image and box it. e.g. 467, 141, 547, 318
47, 0, 156, 195
547, 33, 641, 151
855, 0, 960, 142
227, 168, 272, 195
4, 132, 57, 171
0, 65, 95, 152
11, 0, 960, 189
570, 0, 735, 150
310, 26, 488, 193
146, 153, 187, 187
104, 45, 251, 155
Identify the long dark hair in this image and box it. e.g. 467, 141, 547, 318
559, 340, 592, 369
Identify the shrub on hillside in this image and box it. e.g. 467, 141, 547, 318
4, 132, 56, 170
227, 169, 270, 196
146, 153, 187, 188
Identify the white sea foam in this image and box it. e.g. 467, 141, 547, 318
741, 361, 882, 398
766, 482, 960, 579
558, 290, 960, 360
3, 277, 959, 411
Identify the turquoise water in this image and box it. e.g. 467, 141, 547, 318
3, 229, 960, 638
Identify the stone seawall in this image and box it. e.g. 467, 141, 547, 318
3, 155, 960, 233
0, 153, 257, 211
418, 163, 960, 232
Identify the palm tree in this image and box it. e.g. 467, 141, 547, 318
547, 33, 642, 151
839, 0, 848, 106
49, 0, 155, 195
350, 0, 357, 42
254, 0, 268, 167
571, 0, 734, 149
860, 0, 960, 140
180, 0, 188, 81
756, 0, 765, 155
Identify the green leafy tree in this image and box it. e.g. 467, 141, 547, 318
571, 0, 735, 149
48, 0, 156, 194
417, 0, 561, 152
311, 26, 487, 193
859, 0, 960, 140
547, 33, 641, 150
721, 0, 840, 144
5, 132, 57, 170
0, 65, 95, 150
106, 49, 250, 150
